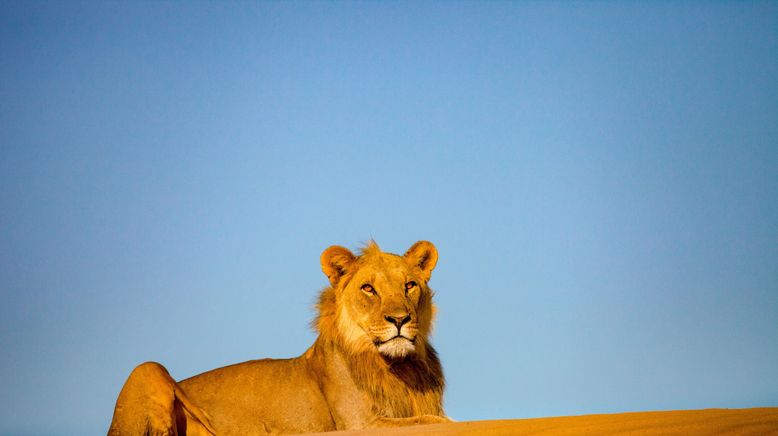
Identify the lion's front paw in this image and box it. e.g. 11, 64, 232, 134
418, 415, 453, 425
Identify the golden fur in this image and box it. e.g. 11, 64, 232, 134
108, 241, 448, 435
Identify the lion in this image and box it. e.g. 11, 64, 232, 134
108, 241, 450, 435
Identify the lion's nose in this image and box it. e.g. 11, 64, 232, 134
385, 314, 411, 329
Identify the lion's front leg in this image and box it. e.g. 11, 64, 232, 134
367, 415, 453, 428
108, 362, 215, 436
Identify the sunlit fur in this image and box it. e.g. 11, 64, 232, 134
109, 241, 448, 435
314, 240, 445, 418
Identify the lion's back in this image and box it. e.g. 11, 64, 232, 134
179, 357, 335, 435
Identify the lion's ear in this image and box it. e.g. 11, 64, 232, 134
404, 241, 438, 282
321, 245, 356, 286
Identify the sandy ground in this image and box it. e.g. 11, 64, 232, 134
299, 408, 778, 435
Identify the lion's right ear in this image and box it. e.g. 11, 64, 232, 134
320, 245, 356, 286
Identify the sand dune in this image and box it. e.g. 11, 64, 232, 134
300, 408, 778, 435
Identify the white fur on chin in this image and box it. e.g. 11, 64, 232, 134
377, 337, 415, 359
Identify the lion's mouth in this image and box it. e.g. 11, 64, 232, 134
377, 335, 415, 345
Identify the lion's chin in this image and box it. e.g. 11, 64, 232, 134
377, 337, 415, 359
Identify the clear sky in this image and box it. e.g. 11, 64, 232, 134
1, 2, 777, 435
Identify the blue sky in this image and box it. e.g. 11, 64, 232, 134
1, 2, 777, 435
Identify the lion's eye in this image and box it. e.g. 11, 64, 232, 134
405, 281, 417, 291
361, 284, 375, 294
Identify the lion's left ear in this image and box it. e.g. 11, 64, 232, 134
404, 240, 438, 282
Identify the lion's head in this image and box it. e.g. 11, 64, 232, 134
315, 241, 438, 360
